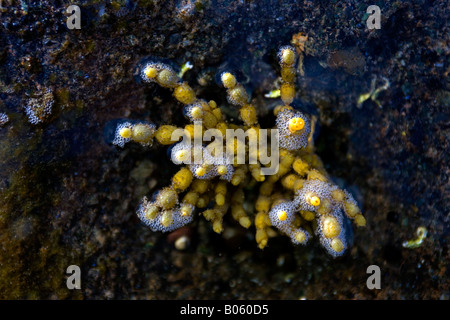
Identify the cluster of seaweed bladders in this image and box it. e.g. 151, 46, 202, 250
111, 46, 366, 257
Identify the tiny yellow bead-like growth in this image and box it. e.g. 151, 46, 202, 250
344, 201, 360, 218
208, 100, 217, 109
221, 72, 236, 89
160, 210, 173, 228
119, 127, 132, 139
254, 211, 269, 228
174, 149, 190, 163
255, 195, 270, 213
171, 167, 193, 192
281, 173, 297, 190
288, 117, 305, 133
322, 216, 341, 238
174, 83, 196, 105
215, 194, 225, 206
280, 47, 296, 66
156, 188, 178, 210
240, 104, 257, 126
331, 189, 345, 202
157, 69, 178, 88
144, 66, 158, 79
191, 179, 209, 194
300, 210, 315, 221
132, 124, 154, 143
202, 111, 218, 128
228, 85, 249, 106
216, 165, 228, 176
330, 238, 344, 253
230, 166, 247, 186
317, 198, 332, 215
211, 108, 223, 121
292, 158, 309, 175
190, 106, 203, 119
249, 164, 265, 182
255, 229, 268, 249
293, 230, 307, 244
144, 205, 159, 220
239, 216, 251, 228
215, 182, 227, 206
281, 66, 296, 83
307, 169, 327, 182
195, 166, 207, 177
277, 210, 288, 221
212, 220, 223, 233
196, 195, 208, 208
181, 204, 193, 217
307, 194, 321, 207
183, 191, 199, 206
155, 125, 178, 145
280, 83, 295, 105
354, 214, 366, 227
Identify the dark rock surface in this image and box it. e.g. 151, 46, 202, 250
0, 0, 448, 299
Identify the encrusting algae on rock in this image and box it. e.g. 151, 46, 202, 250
111, 45, 366, 258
